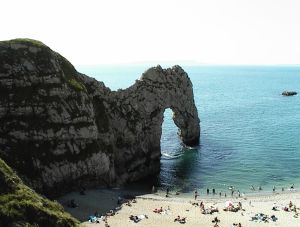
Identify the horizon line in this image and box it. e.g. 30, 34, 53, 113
76, 62, 300, 67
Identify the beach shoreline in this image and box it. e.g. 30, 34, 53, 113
58, 187, 300, 226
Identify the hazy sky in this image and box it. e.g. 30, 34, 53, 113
1, 0, 300, 65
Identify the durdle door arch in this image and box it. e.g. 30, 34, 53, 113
110, 65, 200, 184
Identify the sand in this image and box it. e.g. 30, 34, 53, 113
58, 189, 300, 227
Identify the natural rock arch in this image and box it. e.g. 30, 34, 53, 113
0, 39, 200, 195
108, 66, 200, 184
131, 66, 200, 146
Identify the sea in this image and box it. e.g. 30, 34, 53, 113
78, 64, 300, 196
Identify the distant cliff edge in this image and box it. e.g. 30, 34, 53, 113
0, 39, 200, 197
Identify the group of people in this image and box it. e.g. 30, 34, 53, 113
152, 206, 187, 224
192, 188, 244, 200
195, 188, 218, 197
212, 217, 242, 227
153, 207, 164, 213
282, 200, 299, 216
198, 201, 219, 215
223, 202, 243, 212
251, 184, 295, 192
129, 214, 148, 223
88, 214, 110, 227
167, 183, 297, 201
230, 223, 242, 227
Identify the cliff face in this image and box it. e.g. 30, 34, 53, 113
0, 39, 200, 196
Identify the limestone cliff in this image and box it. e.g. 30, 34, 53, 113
0, 39, 200, 196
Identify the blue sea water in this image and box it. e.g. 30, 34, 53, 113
78, 65, 300, 195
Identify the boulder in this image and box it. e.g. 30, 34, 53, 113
282, 91, 297, 96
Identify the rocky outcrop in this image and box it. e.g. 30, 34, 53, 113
0, 39, 200, 196
282, 91, 297, 96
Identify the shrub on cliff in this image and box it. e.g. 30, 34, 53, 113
0, 158, 80, 227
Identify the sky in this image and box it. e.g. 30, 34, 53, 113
1, 0, 300, 65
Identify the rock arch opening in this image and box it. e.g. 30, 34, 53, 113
160, 108, 182, 155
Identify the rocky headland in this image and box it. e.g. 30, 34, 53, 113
0, 39, 200, 198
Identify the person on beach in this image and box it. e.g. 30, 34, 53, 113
106, 210, 115, 216
166, 188, 170, 197
194, 190, 198, 200
273, 186, 276, 192
289, 201, 293, 209
212, 216, 220, 223
207, 188, 209, 194
180, 217, 186, 223
238, 202, 242, 210
152, 185, 156, 193
126, 201, 132, 207
117, 196, 122, 204
174, 215, 181, 222
104, 219, 110, 227
219, 192, 221, 197
258, 186, 262, 190
153, 207, 163, 213
94, 211, 99, 217
159, 207, 163, 213
225, 193, 227, 197
174, 215, 186, 223
291, 184, 295, 189
212, 188, 216, 195
200, 201, 204, 210
292, 205, 297, 213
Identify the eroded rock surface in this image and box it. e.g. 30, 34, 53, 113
0, 39, 200, 196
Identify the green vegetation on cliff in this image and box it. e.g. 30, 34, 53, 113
67, 78, 85, 91
0, 158, 80, 227
57, 54, 86, 92
2, 38, 47, 48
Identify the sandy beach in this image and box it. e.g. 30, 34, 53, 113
58, 188, 300, 227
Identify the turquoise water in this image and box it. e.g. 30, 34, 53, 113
78, 65, 300, 194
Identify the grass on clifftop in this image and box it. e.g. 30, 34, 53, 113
0, 158, 80, 227
1, 38, 86, 93
4, 38, 47, 48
